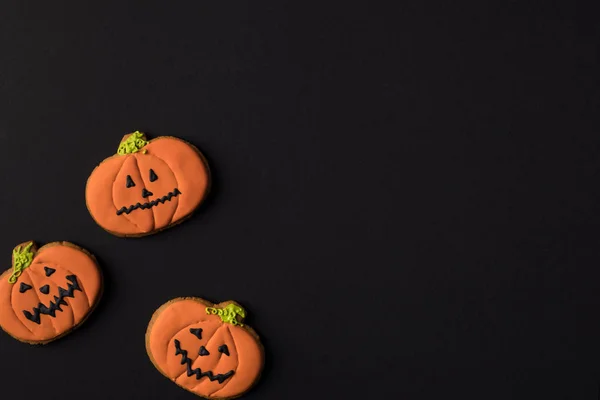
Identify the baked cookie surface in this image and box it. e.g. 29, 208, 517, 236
86, 131, 210, 237
0, 241, 102, 344
146, 297, 264, 399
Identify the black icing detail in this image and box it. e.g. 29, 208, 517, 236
19, 283, 32, 293
44, 267, 56, 277
199, 346, 210, 356
126, 175, 135, 188
39, 285, 50, 295
218, 345, 230, 356
53, 295, 67, 310
190, 328, 203, 339
141, 188, 153, 198
149, 169, 158, 182
65, 275, 81, 290
116, 188, 181, 216
173, 340, 234, 384
22, 275, 81, 325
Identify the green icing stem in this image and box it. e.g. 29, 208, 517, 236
117, 131, 149, 155
8, 243, 34, 284
206, 304, 246, 326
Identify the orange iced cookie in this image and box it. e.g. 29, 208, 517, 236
146, 298, 264, 399
86, 131, 211, 237
0, 241, 102, 344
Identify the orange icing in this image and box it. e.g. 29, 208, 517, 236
0, 242, 102, 343
86, 135, 210, 236
146, 298, 263, 399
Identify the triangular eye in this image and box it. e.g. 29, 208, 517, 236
189, 328, 202, 339
126, 175, 135, 188
149, 169, 158, 182
218, 345, 230, 356
44, 267, 56, 277
19, 283, 32, 293
198, 346, 210, 356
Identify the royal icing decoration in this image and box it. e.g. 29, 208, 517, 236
146, 298, 264, 399
0, 241, 102, 344
86, 131, 210, 237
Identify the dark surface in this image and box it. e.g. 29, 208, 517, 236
0, 1, 598, 399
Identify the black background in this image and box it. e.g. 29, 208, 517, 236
0, 1, 599, 399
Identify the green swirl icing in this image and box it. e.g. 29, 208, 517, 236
9, 242, 34, 284
117, 131, 149, 155
206, 304, 246, 326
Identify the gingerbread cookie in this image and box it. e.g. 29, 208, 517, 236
146, 298, 264, 399
0, 241, 102, 344
85, 131, 211, 237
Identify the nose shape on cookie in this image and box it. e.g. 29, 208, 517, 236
142, 188, 153, 198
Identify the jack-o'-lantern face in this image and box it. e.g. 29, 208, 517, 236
0, 241, 102, 344
86, 131, 210, 237
146, 298, 264, 399
112, 158, 181, 220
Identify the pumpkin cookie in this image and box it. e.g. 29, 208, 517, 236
146, 298, 264, 399
0, 241, 102, 344
85, 131, 211, 237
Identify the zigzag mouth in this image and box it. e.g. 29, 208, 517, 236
174, 339, 235, 384
116, 188, 181, 216
23, 275, 81, 325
